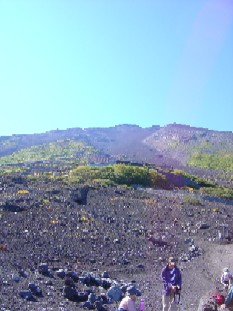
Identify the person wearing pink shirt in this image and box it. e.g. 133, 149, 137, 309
118, 286, 138, 311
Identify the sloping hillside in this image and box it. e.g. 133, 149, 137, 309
0, 140, 96, 165
0, 124, 232, 311
0, 123, 232, 172
143, 124, 233, 168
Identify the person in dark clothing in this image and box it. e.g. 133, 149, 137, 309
161, 257, 182, 311
220, 283, 233, 310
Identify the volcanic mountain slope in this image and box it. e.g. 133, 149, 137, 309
0, 172, 233, 310
0, 123, 232, 170
0, 124, 169, 166
0, 124, 232, 311
79, 124, 164, 165
143, 123, 233, 166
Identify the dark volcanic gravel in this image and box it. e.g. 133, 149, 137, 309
0, 181, 233, 310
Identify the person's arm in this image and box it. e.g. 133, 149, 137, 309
161, 268, 170, 292
230, 273, 233, 283
220, 274, 225, 285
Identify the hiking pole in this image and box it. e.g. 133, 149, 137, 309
178, 296, 184, 311
174, 292, 180, 304
174, 291, 184, 311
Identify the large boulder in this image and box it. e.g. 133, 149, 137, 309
1, 202, 25, 212
107, 285, 123, 302
19, 290, 33, 300
70, 187, 90, 205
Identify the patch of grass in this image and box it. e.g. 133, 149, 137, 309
69, 164, 169, 188
183, 196, 202, 206
0, 166, 27, 174
172, 169, 215, 188
0, 140, 96, 165
200, 186, 233, 200
188, 152, 233, 172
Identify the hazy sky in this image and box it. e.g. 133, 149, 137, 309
0, 0, 232, 136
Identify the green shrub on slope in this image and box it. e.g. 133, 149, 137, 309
69, 164, 167, 188
200, 186, 233, 200
0, 140, 95, 164
188, 152, 233, 172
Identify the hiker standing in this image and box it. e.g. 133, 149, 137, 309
221, 268, 233, 291
117, 285, 138, 311
161, 256, 182, 311
220, 283, 233, 310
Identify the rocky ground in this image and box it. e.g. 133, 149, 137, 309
0, 182, 233, 311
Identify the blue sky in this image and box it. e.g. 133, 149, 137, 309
0, 0, 232, 136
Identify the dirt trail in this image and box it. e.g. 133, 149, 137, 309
208, 244, 233, 277
167, 243, 233, 311
193, 243, 233, 311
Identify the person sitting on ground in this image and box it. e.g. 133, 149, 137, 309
117, 285, 138, 311
161, 256, 182, 311
220, 283, 233, 310
221, 268, 233, 291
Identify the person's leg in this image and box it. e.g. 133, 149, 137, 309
162, 294, 170, 311
169, 294, 180, 311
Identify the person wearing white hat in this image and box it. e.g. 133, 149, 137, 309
221, 268, 233, 291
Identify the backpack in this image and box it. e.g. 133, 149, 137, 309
106, 285, 123, 302
214, 294, 225, 305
